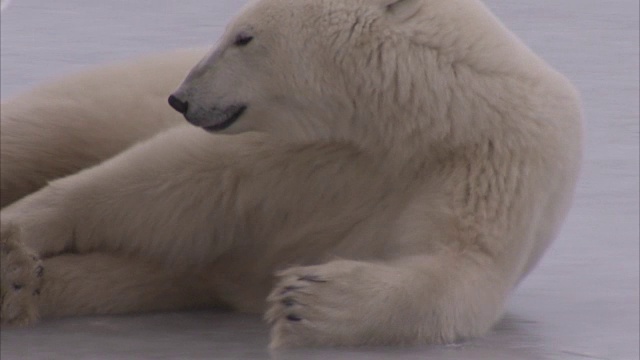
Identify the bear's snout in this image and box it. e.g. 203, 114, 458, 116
168, 94, 189, 114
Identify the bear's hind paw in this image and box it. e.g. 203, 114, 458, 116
1, 224, 43, 326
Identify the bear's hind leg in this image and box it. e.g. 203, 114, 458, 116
0, 50, 207, 208
1, 250, 219, 326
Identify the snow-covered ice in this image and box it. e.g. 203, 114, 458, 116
1, 1, 638, 359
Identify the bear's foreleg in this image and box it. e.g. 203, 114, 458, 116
266, 253, 509, 348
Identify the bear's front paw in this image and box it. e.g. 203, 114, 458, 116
265, 261, 395, 348
1, 223, 43, 326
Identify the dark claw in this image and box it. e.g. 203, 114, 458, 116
12, 283, 23, 290
280, 285, 301, 295
35, 265, 44, 277
299, 275, 327, 283
286, 314, 302, 322
281, 298, 295, 307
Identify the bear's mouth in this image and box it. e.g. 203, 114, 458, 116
203, 105, 247, 132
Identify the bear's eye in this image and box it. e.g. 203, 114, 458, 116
234, 33, 254, 47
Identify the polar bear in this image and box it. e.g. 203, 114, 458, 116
0, 0, 582, 348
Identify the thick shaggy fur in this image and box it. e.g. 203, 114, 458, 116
0, 0, 582, 348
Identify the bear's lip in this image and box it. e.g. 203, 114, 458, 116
202, 105, 247, 132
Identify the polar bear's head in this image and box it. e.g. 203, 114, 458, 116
170, 0, 536, 147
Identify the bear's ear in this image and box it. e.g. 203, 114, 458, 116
379, 0, 422, 23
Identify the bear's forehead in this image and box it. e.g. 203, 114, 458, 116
235, 0, 376, 27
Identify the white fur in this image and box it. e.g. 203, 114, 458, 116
0, 0, 582, 348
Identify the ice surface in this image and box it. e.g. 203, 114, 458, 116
1, 1, 638, 359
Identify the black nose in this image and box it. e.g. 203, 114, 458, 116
168, 95, 189, 114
